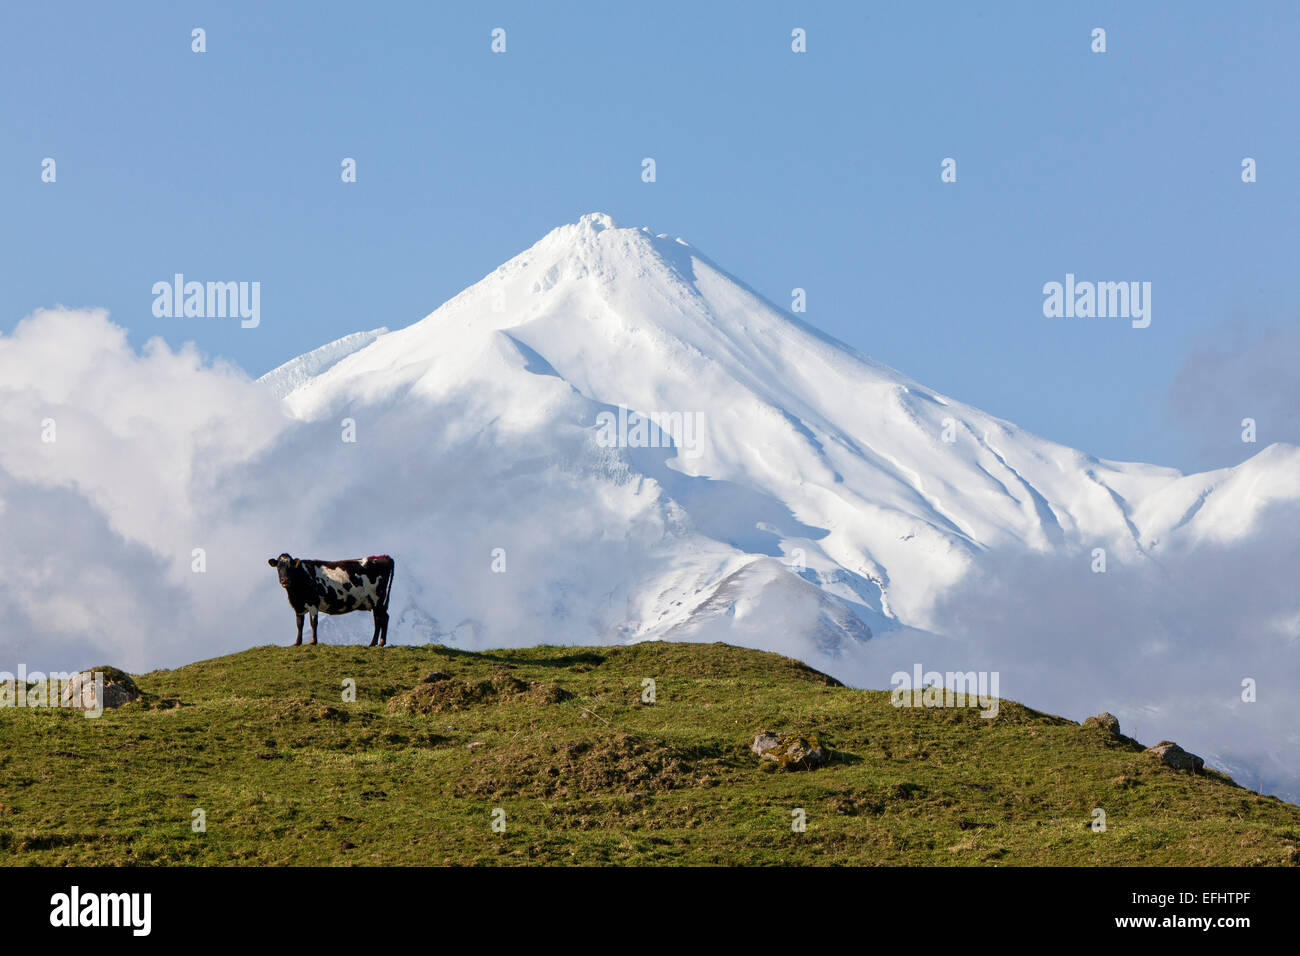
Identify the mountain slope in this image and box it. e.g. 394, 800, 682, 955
259, 327, 388, 399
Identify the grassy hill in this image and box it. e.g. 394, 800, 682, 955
2, 641, 1298, 866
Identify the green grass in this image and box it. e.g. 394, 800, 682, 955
2, 641, 1297, 866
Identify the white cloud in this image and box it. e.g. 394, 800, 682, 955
0, 309, 286, 670
0, 308, 669, 670
906, 515, 1300, 801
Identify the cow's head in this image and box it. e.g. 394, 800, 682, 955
267, 553, 302, 588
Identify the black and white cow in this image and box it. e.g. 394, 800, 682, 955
267, 553, 395, 647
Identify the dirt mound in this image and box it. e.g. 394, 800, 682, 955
828, 782, 929, 816
387, 671, 573, 715
456, 732, 729, 799
271, 699, 355, 723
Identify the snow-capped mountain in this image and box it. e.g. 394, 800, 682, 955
249, 213, 1300, 797
263, 211, 1297, 647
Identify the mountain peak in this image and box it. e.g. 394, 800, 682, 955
536, 212, 626, 254
537, 212, 689, 263
577, 211, 618, 231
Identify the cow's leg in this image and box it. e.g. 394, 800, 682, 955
309, 610, 319, 645
370, 608, 382, 647
373, 606, 389, 647
294, 612, 304, 646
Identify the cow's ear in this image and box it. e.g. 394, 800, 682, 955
267, 558, 277, 567
292, 559, 300, 569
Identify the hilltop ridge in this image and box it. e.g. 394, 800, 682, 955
2, 641, 1296, 866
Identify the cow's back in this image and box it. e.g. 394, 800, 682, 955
308, 558, 392, 614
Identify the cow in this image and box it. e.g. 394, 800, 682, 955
267, 553, 395, 647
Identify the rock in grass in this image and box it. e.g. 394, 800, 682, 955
1083, 712, 1122, 736
59, 667, 140, 711
1145, 741, 1204, 773
751, 731, 826, 770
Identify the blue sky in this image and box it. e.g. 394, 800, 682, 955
2, 1, 1296, 473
